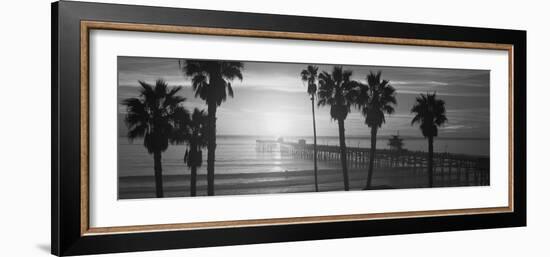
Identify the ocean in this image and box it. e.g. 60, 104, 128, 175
118, 135, 489, 177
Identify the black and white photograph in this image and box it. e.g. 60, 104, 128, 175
118, 57, 490, 199
0, 0, 537, 256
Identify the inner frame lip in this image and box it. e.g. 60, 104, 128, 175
79, 20, 514, 236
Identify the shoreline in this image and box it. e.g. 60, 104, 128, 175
119, 167, 487, 199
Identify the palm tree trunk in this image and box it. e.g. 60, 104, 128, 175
337, 119, 350, 191
428, 136, 434, 187
207, 102, 217, 196
189, 143, 198, 196
366, 126, 378, 189
190, 165, 197, 197
311, 96, 319, 192
153, 151, 163, 198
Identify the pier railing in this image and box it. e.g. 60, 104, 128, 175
256, 139, 489, 186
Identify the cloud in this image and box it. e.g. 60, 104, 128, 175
442, 125, 472, 130
118, 56, 490, 138
392, 80, 449, 86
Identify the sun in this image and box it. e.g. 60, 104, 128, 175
265, 113, 289, 137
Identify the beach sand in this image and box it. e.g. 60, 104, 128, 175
118, 167, 480, 199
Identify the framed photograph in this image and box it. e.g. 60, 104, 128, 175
52, 1, 526, 255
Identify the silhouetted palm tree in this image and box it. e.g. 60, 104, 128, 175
180, 60, 244, 196
355, 71, 396, 189
301, 65, 320, 192
172, 108, 208, 196
122, 79, 186, 198
411, 93, 447, 187
317, 66, 360, 191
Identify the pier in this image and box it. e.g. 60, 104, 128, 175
256, 139, 490, 187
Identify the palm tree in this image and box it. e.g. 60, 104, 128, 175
173, 108, 208, 196
355, 71, 396, 189
122, 79, 186, 198
180, 60, 244, 196
317, 66, 359, 191
300, 65, 320, 192
411, 93, 447, 187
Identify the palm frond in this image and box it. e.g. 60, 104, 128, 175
227, 82, 234, 98
121, 79, 190, 153
355, 71, 397, 128
410, 92, 447, 137
182, 60, 244, 106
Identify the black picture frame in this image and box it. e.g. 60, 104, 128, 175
51, 1, 526, 256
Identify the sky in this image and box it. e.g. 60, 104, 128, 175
118, 56, 490, 139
